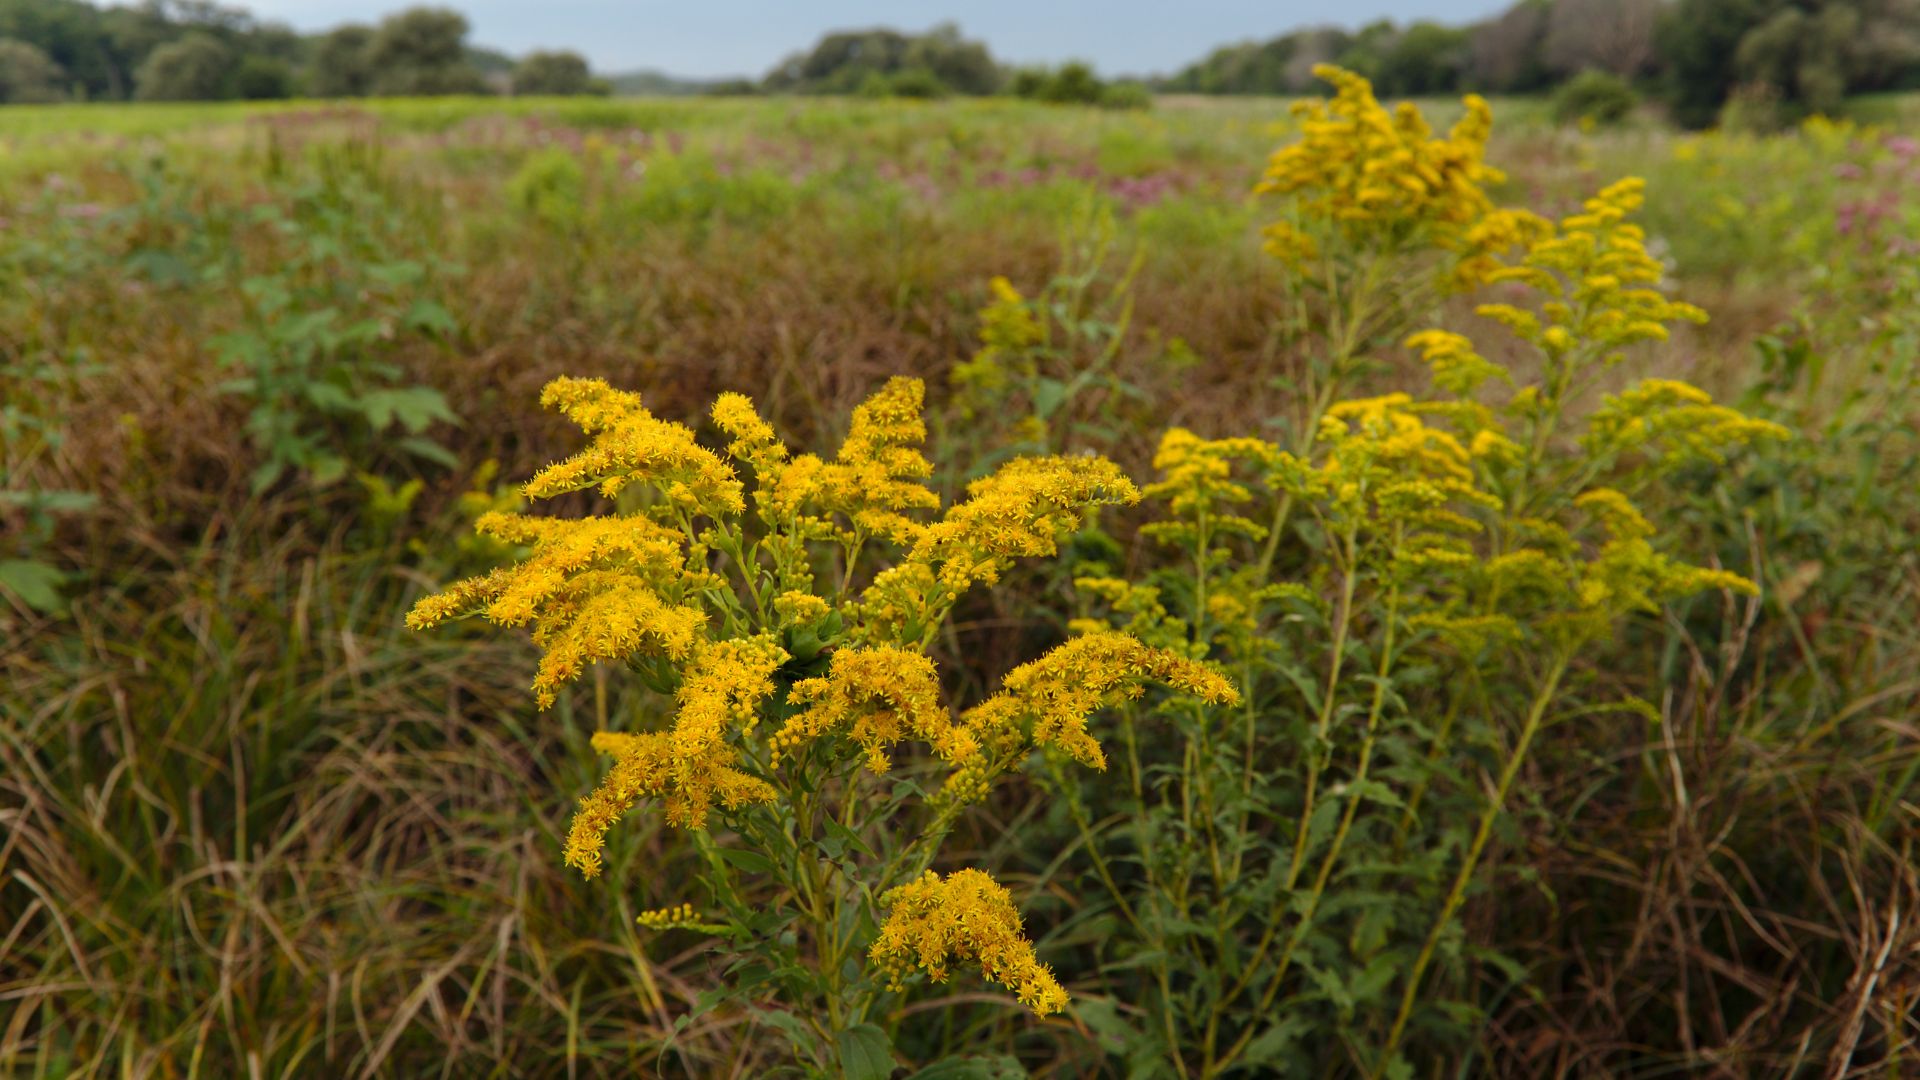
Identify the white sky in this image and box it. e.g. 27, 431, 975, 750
226, 0, 1515, 78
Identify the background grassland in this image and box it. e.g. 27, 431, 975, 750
2, 93, 1917, 1077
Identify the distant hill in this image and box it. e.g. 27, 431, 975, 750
604, 68, 717, 96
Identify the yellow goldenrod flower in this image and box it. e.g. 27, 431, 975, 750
773, 647, 976, 771
527, 376, 743, 514
952, 276, 1045, 419
1257, 65, 1541, 289
636, 902, 698, 929
1584, 379, 1790, 470
870, 868, 1069, 1017
857, 455, 1141, 643
955, 629, 1237, 786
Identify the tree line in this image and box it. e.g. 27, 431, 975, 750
1163, 0, 1920, 127
0, 0, 605, 103
6, 0, 1919, 124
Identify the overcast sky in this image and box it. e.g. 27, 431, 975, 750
230, 1, 1514, 79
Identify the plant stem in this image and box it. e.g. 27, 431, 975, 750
1375, 647, 1572, 1073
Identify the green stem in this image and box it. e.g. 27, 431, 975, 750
1376, 648, 1572, 1073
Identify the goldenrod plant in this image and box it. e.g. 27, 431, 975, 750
1255, 64, 1547, 445
946, 202, 1185, 466
1056, 73, 1787, 1077
407, 374, 1234, 1074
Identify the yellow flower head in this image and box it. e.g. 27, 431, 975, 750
406, 510, 710, 709
857, 455, 1141, 644
1472, 178, 1709, 367
526, 376, 743, 514
1257, 65, 1533, 288
951, 629, 1237, 800
772, 646, 976, 771
870, 868, 1069, 1017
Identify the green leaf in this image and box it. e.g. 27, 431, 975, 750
359, 386, 457, 434
715, 847, 775, 875
398, 436, 461, 469
1242, 1015, 1312, 1066
404, 299, 458, 337
308, 454, 349, 488
1070, 997, 1135, 1054
303, 382, 355, 411
825, 820, 875, 859
835, 1023, 896, 1080
0, 559, 68, 614
906, 1054, 1027, 1079
250, 460, 286, 494
1031, 376, 1069, 420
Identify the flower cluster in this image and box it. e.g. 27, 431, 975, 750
636, 902, 698, 929
870, 868, 1069, 1017
855, 454, 1141, 645
772, 646, 974, 772
1465, 179, 1707, 369
947, 629, 1239, 801
1256, 65, 1544, 289
410, 375, 1236, 1028
950, 275, 1044, 421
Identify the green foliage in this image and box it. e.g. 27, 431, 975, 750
513, 49, 604, 96
1372, 21, 1469, 96
309, 23, 374, 97
133, 30, 232, 101
0, 37, 66, 102
1660, 0, 1920, 127
1552, 69, 1638, 127
233, 53, 293, 100
858, 66, 948, 100
507, 146, 588, 229
1010, 61, 1137, 107
202, 159, 460, 490
366, 5, 488, 97
765, 22, 1000, 95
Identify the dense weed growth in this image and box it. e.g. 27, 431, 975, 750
3, 81, 1918, 1077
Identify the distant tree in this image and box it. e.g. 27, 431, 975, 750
1545, 0, 1661, 78
1282, 28, 1351, 91
1659, 0, 1920, 126
1659, 0, 1777, 127
1733, 4, 1856, 118
0, 37, 68, 102
1335, 19, 1399, 83
513, 49, 599, 95
233, 53, 293, 99
902, 22, 998, 94
134, 30, 231, 100
1374, 21, 1468, 96
310, 24, 374, 97
765, 23, 999, 95
1008, 67, 1047, 97
1009, 61, 1109, 104
366, 6, 486, 96
1468, 0, 1553, 92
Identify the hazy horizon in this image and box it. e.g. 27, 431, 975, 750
222, 0, 1515, 79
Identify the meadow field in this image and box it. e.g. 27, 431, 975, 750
2, 86, 1918, 1078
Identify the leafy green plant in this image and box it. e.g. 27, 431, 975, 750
1063, 174, 1783, 1078
1551, 70, 1637, 129
945, 203, 1174, 467
210, 157, 460, 491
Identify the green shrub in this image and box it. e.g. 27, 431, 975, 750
1099, 80, 1153, 110
1552, 69, 1637, 127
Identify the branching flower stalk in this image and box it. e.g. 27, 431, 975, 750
1066, 68, 1789, 1078
408, 375, 1237, 1069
